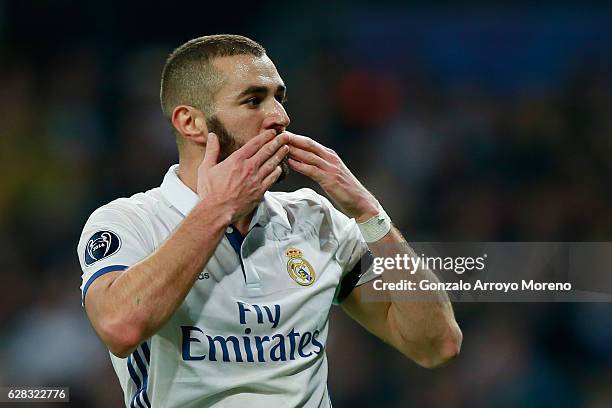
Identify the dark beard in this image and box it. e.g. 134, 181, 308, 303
205, 115, 289, 183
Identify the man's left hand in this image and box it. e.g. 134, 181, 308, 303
286, 132, 378, 223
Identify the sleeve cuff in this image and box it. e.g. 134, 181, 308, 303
334, 251, 374, 305
81, 265, 129, 307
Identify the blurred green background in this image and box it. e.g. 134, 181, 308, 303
0, 1, 611, 406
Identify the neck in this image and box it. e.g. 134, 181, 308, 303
177, 155, 199, 193
177, 155, 254, 236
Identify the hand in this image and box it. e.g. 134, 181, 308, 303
197, 130, 290, 223
286, 132, 378, 222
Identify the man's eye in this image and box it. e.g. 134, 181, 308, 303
246, 97, 262, 106
276, 95, 288, 104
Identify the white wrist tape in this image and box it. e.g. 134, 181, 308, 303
357, 202, 392, 243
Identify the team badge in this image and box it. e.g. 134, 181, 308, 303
285, 247, 316, 286
84, 230, 121, 266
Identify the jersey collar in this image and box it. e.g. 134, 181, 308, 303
160, 164, 199, 216
250, 192, 291, 231
160, 164, 291, 230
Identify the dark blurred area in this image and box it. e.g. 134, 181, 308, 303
1, 1, 611, 407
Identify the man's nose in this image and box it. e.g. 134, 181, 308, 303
262, 99, 290, 133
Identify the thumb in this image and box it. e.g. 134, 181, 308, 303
202, 132, 220, 169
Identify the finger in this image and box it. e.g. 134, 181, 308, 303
235, 129, 278, 159
261, 165, 283, 191
287, 158, 323, 182
286, 132, 333, 159
287, 146, 330, 170
258, 144, 289, 179
250, 132, 290, 167
201, 133, 220, 169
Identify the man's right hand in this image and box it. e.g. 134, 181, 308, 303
196, 129, 289, 223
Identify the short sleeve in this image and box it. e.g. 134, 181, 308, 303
314, 194, 377, 304
76, 205, 153, 307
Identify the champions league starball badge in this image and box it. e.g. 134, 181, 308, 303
84, 230, 122, 266
285, 247, 316, 286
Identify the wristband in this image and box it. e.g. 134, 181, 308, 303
357, 202, 392, 243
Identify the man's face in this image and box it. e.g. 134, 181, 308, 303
205, 54, 291, 179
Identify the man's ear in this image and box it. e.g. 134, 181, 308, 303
171, 105, 208, 145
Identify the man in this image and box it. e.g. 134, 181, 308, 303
77, 34, 461, 408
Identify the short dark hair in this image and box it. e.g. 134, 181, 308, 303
160, 34, 266, 124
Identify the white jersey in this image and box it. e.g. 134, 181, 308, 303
77, 164, 375, 408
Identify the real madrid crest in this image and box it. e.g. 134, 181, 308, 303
285, 247, 316, 286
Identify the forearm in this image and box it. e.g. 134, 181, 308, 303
368, 227, 462, 367
100, 197, 231, 347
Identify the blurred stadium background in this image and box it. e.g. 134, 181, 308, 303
0, 1, 611, 406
